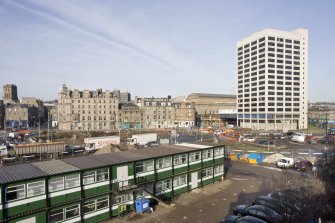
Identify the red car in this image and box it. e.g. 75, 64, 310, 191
293, 160, 313, 171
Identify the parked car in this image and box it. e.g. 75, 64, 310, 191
244, 137, 256, 142
276, 158, 294, 168
233, 204, 283, 223
293, 160, 313, 172
272, 132, 284, 139
222, 215, 267, 223
258, 132, 269, 136
318, 138, 335, 144
307, 139, 317, 144
257, 140, 274, 145
253, 195, 298, 222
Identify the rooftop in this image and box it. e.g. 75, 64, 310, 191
0, 142, 224, 184
187, 93, 236, 99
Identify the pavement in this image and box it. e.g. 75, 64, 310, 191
110, 161, 285, 223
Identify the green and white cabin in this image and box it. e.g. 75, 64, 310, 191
0, 142, 226, 223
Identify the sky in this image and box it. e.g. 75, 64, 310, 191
0, 0, 335, 102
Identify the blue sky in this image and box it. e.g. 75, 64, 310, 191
0, 0, 334, 102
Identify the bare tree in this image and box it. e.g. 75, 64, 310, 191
271, 170, 327, 223
314, 147, 335, 221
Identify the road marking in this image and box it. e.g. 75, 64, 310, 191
250, 185, 254, 188
183, 216, 188, 220
233, 193, 238, 196
242, 189, 246, 191
199, 209, 203, 212
261, 166, 283, 172
212, 203, 216, 206
223, 198, 227, 200
232, 177, 248, 181
258, 181, 262, 184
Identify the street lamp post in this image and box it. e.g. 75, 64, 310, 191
325, 112, 328, 137
38, 118, 40, 141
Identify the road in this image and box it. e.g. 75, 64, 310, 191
111, 161, 287, 223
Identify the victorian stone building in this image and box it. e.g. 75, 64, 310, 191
135, 96, 175, 129
5, 104, 39, 129
119, 102, 143, 129
173, 101, 196, 128
57, 85, 120, 131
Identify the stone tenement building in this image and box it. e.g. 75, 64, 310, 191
58, 85, 120, 131
119, 102, 143, 129
58, 85, 241, 131
135, 96, 175, 129
5, 104, 39, 129
174, 101, 196, 128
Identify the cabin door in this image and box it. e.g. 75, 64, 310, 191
117, 166, 129, 187
191, 172, 198, 189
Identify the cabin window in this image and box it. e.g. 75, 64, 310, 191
156, 179, 172, 191
49, 177, 64, 192
189, 152, 200, 162
49, 209, 64, 223
83, 171, 96, 185
83, 169, 109, 185
202, 149, 213, 159
6, 184, 25, 201
173, 175, 187, 187
97, 196, 109, 210
214, 147, 224, 156
27, 181, 45, 197
201, 167, 213, 177
65, 174, 80, 189
65, 204, 80, 219
113, 193, 133, 205
83, 200, 96, 213
156, 157, 172, 169
136, 160, 154, 173
96, 169, 109, 182
174, 154, 187, 165
49, 174, 80, 192
214, 164, 224, 174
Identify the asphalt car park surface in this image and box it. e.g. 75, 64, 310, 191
110, 161, 286, 223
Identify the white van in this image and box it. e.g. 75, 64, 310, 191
0, 145, 8, 156
276, 157, 294, 168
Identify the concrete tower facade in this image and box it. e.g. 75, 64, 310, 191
236, 28, 308, 131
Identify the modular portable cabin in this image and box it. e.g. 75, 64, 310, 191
0, 142, 226, 223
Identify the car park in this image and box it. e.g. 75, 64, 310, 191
222, 215, 267, 223
233, 204, 283, 223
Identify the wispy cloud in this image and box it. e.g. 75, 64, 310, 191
0, 0, 335, 101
